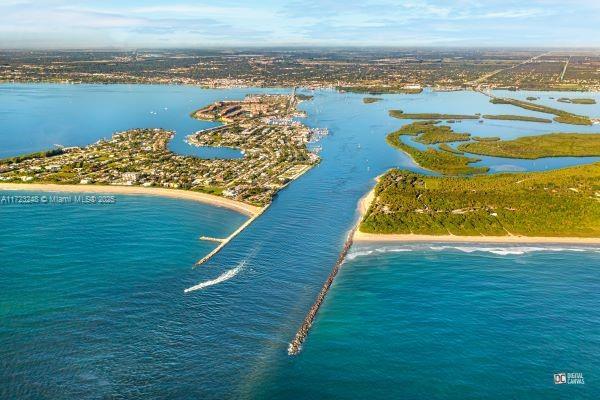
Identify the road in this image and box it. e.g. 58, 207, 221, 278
469, 51, 553, 87
560, 56, 571, 81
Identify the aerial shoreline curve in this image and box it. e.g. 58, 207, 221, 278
0, 183, 261, 216
0, 183, 270, 275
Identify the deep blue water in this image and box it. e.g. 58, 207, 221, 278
254, 244, 600, 400
1, 84, 599, 399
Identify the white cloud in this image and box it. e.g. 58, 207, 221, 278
0, 0, 598, 48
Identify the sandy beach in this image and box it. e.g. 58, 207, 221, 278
353, 187, 600, 245
0, 183, 262, 216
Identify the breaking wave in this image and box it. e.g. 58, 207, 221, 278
347, 244, 599, 260
346, 247, 412, 260
429, 245, 595, 256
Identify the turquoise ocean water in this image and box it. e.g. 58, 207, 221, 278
1, 84, 599, 399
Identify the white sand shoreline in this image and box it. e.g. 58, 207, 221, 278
353, 187, 600, 245
0, 183, 262, 216
354, 231, 600, 244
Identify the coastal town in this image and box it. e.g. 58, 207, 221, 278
2, 48, 600, 92
0, 93, 322, 206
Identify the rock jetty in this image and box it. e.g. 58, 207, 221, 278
288, 226, 357, 355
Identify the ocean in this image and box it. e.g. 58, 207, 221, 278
1, 84, 599, 399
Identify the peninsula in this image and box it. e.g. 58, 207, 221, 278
386, 121, 488, 175
0, 93, 320, 207
358, 104, 600, 243
0, 93, 324, 268
354, 164, 600, 243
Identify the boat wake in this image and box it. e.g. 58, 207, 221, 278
184, 260, 247, 293
347, 244, 599, 260
184, 244, 262, 293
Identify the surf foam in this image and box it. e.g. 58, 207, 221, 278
347, 244, 598, 260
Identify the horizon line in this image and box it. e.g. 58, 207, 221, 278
2, 45, 600, 52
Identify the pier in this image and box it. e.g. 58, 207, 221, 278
288, 226, 357, 355
199, 236, 226, 243
194, 207, 266, 267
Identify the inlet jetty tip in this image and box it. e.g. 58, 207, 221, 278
288, 226, 357, 355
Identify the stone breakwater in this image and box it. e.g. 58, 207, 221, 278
193, 207, 266, 268
288, 226, 357, 355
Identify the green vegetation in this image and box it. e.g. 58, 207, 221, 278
6, 49, 600, 92
363, 97, 383, 104
196, 186, 224, 196
490, 97, 592, 125
458, 133, 600, 159
473, 136, 500, 142
553, 115, 594, 125
557, 97, 596, 105
439, 143, 463, 154
417, 130, 470, 144
360, 165, 600, 237
1, 94, 321, 207
389, 110, 479, 120
387, 128, 487, 175
396, 121, 471, 144
482, 114, 552, 123
2, 148, 64, 164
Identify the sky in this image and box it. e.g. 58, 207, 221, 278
1, 0, 599, 49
